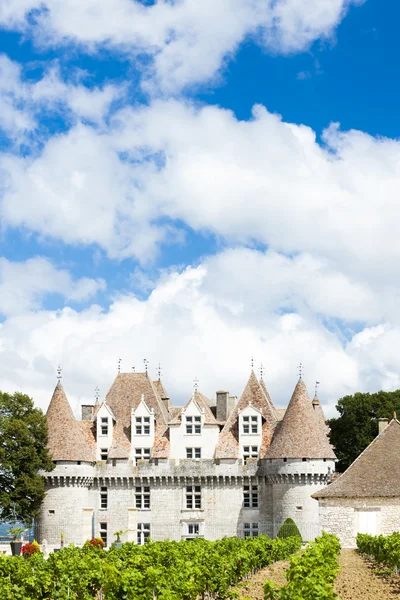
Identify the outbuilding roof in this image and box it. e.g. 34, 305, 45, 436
313, 419, 400, 499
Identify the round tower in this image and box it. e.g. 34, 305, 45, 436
265, 378, 336, 540
36, 381, 95, 549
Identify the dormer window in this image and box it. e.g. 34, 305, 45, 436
101, 417, 108, 435
186, 416, 201, 434
136, 416, 150, 435
242, 415, 259, 434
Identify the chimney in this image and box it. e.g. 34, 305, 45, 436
81, 404, 94, 420
216, 391, 237, 422
378, 418, 389, 434
162, 396, 170, 412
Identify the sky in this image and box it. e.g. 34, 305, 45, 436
1, 0, 400, 417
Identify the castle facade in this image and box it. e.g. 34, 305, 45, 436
36, 370, 336, 549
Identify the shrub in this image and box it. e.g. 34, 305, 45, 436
21, 541, 40, 556
277, 519, 301, 540
86, 537, 105, 549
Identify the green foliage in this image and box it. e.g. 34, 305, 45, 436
0, 390, 54, 522
264, 532, 341, 600
7, 526, 26, 541
357, 532, 400, 569
0, 534, 301, 599
328, 389, 400, 471
276, 519, 301, 540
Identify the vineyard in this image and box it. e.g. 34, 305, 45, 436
264, 532, 341, 600
357, 532, 400, 570
0, 534, 301, 600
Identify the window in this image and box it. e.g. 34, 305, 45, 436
48, 509, 55, 515
135, 416, 150, 435
135, 448, 151, 460
186, 485, 201, 509
100, 486, 108, 510
244, 523, 259, 538
100, 448, 108, 460
101, 417, 108, 435
243, 484, 258, 508
186, 447, 201, 459
135, 486, 150, 509
185, 415, 201, 434
188, 523, 200, 535
242, 415, 249, 434
137, 523, 151, 545
242, 415, 258, 434
99, 522, 107, 546
243, 446, 258, 464
251, 416, 258, 434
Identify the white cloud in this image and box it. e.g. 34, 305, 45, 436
0, 54, 123, 144
0, 0, 362, 93
4, 96, 400, 282
0, 246, 399, 419
0, 257, 105, 316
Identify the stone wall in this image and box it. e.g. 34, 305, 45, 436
319, 497, 400, 547
37, 457, 329, 549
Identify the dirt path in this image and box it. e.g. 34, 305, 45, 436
335, 549, 400, 600
230, 559, 290, 599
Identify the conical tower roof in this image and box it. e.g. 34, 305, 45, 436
216, 370, 277, 458
46, 381, 95, 461
312, 392, 330, 436
265, 378, 336, 459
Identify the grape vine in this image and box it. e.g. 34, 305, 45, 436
0, 534, 301, 599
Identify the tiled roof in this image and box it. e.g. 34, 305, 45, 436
169, 392, 219, 426
106, 372, 169, 459
153, 379, 173, 412
274, 408, 286, 421
314, 419, 400, 499
216, 371, 277, 459
312, 394, 330, 436
265, 378, 336, 459
46, 382, 95, 461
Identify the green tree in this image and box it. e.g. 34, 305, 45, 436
328, 389, 400, 472
0, 391, 54, 523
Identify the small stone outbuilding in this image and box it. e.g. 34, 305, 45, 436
313, 418, 400, 547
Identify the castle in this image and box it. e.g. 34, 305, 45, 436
36, 370, 336, 549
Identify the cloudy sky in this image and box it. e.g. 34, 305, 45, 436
0, 0, 399, 416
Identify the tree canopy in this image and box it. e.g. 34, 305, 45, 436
328, 389, 400, 472
0, 391, 54, 524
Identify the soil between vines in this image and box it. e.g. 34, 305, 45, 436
230, 549, 400, 599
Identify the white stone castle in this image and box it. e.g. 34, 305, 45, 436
36, 370, 336, 549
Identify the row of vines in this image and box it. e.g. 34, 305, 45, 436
0, 534, 301, 600
264, 532, 341, 600
357, 531, 400, 569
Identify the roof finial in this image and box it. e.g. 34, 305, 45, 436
298, 362, 303, 379
314, 381, 320, 397
250, 356, 255, 370
193, 377, 199, 393
132, 365, 135, 372
259, 363, 265, 379
394, 411, 397, 420
118, 358, 122, 374
95, 386, 100, 403
143, 358, 149, 374
57, 365, 62, 381
157, 363, 162, 381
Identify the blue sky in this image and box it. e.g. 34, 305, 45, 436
0, 0, 400, 414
